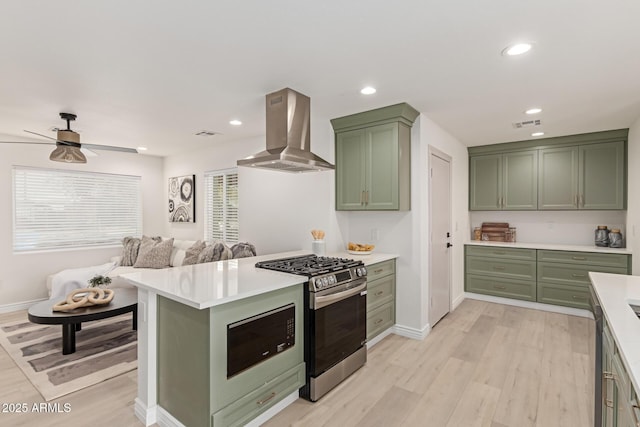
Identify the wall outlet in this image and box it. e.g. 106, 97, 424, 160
371, 228, 379, 242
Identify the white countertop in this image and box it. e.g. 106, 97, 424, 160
121, 250, 398, 310
590, 272, 640, 394
465, 240, 632, 255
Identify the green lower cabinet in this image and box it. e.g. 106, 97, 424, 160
536, 282, 589, 309
466, 274, 536, 302
366, 260, 396, 341
212, 363, 305, 427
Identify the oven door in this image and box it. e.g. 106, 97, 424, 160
309, 279, 367, 377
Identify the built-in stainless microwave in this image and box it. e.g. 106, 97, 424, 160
227, 303, 295, 378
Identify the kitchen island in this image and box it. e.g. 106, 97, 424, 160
121, 250, 398, 427
590, 272, 640, 426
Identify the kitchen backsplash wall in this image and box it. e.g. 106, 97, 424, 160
469, 210, 626, 246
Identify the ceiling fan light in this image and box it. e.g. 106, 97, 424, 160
50, 146, 87, 163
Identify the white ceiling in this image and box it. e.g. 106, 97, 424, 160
1, 1, 639, 157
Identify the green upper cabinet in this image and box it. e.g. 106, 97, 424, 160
469, 129, 628, 211
332, 103, 418, 211
469, 150, 537, 210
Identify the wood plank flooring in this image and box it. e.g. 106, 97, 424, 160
0, 299, 593, 427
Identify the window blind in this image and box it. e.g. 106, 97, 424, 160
13, 166, 142, 252
204, 169, 239, 244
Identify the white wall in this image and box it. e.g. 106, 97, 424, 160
0, 145, 164, 306
626, 116, 640, 273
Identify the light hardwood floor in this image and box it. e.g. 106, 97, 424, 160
0, 299, 594, 427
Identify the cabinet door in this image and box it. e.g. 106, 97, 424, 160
336, 129, 367, 210
579, 141, 625, 210
366, 123, 399, 210
503, 150, 537, 210
538, 146, 579, 209
469, 154, 502, 210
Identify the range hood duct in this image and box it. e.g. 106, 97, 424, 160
237, 88, 334, 173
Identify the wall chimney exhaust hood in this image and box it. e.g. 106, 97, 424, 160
237, 88, 334, 173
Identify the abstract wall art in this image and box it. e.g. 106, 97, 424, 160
169, 175, 195, 222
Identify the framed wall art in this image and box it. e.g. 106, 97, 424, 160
169, 175, 195, 222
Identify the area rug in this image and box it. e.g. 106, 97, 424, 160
0, 314, 137, 401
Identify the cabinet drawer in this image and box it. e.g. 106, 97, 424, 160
367, 275, 394, 311
537, 250, 630, 269
367, 302, 394, 341
367, 260, 395, 282
536, 282, 590, 309
465, 245, 537, 261
465, 275, 536, 301
537, 262, 628, 286
466, 256, 536, 281
212, 363, 305, 427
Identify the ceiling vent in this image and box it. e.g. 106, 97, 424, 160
195, 130, 220, 136
512, 119, 542, 129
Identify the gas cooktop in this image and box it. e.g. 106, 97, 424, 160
255, 254, 363, 277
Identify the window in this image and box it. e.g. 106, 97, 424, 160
204, 169, 239, 243
13, 166, 142, 252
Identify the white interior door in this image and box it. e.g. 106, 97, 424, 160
429, 149, 452, 327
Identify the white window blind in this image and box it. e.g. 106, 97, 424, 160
13, 166, 142, 252
204, 169, 239, 244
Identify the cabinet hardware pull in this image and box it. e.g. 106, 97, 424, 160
603, 371, 615, 380
605, 399, 614, 408
493, 285, 506, 290
493, 266, 505, 270
361, 191, 365, 205
375, 291, 384, 296
631, 404, 640, 426
257, 392, 276, 406
374, 269, 384, 274
365, 190, 369, 204
374, 318, 383, 325
493, 251, 505, 255
571, 295, 584, 300
571, 256, 586, 260
571, 274, 586, 278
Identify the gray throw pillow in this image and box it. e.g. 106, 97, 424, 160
134, 237, 174, 268
197, 241, 232, 264
121, 237, 141, 266
182, 240, 207, 266
231, 242, 257, 259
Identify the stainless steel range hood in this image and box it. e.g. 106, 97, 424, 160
237, 88, 334, 173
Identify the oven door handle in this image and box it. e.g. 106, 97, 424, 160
313, 281, 367, 310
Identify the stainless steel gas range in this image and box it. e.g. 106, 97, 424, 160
255, 254, 368, 401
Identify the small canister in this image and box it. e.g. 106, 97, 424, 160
473, 227, 482, 240
595, 225, 609, 247
609, 229, 623, 248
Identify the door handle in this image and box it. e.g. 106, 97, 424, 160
446, 243, 453, 248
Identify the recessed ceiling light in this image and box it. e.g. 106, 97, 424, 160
531, 132, 545, 137
502, 43, 533, 56
360, 86, 376, 95
137, 146, 148, 151
525, 108, 542, 115
230, 120, 242, 126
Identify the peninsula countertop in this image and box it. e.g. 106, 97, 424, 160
590, 272, 640, 394
465, 240, 632, 255
121, 250, 398, 310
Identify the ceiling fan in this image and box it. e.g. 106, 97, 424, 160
0, 112, 138, 163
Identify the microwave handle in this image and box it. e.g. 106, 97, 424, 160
313, 281, 366, 310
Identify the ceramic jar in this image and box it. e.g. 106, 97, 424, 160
595, 225, 609, 247
609, 229, 623, 248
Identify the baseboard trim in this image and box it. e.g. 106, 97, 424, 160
451, 293, 465, 310
0, 298, 46, 314
156, 405, 183, 427
367, 327, 394, 348
392, 323, 431, 341
464, 292, 594, 319
134, 398, 157, 426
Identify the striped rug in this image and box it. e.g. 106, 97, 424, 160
0, 314, 137, 401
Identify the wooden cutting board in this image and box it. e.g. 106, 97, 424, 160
481, 222, 509, 241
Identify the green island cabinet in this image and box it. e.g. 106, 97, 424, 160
157, 285, 305, 427
469, 129, 628, 211
464, 245, 631, 309
331, 103, 419, 211
602, 319, 640, 426
366, 259, 396, 341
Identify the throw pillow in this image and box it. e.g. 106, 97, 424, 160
197, 241, 232, 264
231, 242, 257, 259
182, 240, 207, 266
134, 237, 174, 268
121, 237, 141, 266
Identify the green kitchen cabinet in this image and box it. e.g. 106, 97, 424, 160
332, 103, 419, 211
469, 150, 538, 210
366, 259, 396, 341
539, 141, 625, 210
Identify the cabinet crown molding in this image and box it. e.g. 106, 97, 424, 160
331, 102, 419, 132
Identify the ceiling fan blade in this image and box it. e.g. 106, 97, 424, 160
24, 130, 59, 141
0, 140, 55, 145
82, 143, 138, 153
